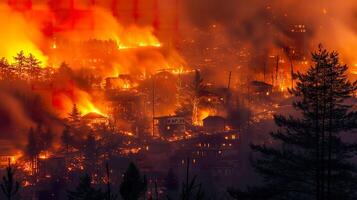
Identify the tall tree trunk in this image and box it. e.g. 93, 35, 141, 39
315, 65, 320, 200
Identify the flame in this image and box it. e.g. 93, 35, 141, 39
0, 5, 48, 66
77, 96, 106, 117
194, 109, 217, 126
38, 152, 48, 160
117, 25, 161, 49
52, 84, 106, 117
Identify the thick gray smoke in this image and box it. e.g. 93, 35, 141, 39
181, 0, 357, 72
0, 81, 63, 152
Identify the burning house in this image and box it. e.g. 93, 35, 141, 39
155, 115, 186, 137
82, 112, 108, 127
203, 115, 226, 133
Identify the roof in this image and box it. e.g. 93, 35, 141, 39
82, 112, 107, 120
203, 115, 226, 122
250, 81, 273, 88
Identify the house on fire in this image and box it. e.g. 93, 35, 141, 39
82, 112, 108, 127
154, 115, 186, 137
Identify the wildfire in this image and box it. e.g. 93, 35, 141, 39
194, 109, 217, 126
77, 98, 106, 117
52, 85, 106, 117
117, 25, 161, 50
0, 5, 48, 66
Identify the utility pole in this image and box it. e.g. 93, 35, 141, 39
275, 55, 279, 84
227, 71, 232, 89
290, 57, 294, 89
263, 61, 266, 82
152, 75, 155, 137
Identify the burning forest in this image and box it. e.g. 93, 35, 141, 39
0, 0, 356, 200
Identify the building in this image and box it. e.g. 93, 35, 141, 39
169, 132, 241, 198
249, 81, 273, 95
155, 116, 186, 137
203, 116, 226, 133
82, 112, 108, 127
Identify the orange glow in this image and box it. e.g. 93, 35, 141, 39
194, 109, 217, 126
53, 85, 106, 117
39, 151, 50, 160
117, 25, 161, 50
0, 5, 48, 66
351, 64, 357, 75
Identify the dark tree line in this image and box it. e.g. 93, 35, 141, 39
68, 159, 205, 200
67, 162, 147, 200
26, 125, 54, 175
229, 46, 357, 200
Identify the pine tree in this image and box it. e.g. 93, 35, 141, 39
105, 162, 118, 200
228, 45, 357, 200
176, 70, 208, 123
61, 126, 73, 154
120, 162, 147, 200
26, 127, 40, 175
84, 133, 98, 174
68, 104, 82, 130
13, 51, 27, 78
179, 158, 205, 200
67, 174, 105, 200
0, 57, 9, 80
191, 70, 207, 125
27, 53, 41, 81
0, 160, 20, 200
41, 128, 54, 150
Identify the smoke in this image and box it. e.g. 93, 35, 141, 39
181, 0, 357, 71
0, 81, 63, 151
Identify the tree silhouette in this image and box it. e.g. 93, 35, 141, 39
120, 162, 147, 200
13, 51, 26, 72
26, 127, 40, 174
27, 53, 41, 80
61, 126, 73, 155
84, 133, 98, 174
68, 104, 82, 130
0, 159, 20, 200
0, 57, 9, 80
40, 128, 54, 152
176, 70, 208, 123
180, 158, 204, 200
67, 174, 105, 200
165, 168, 179, 191
228, 45, 357, 199
105, 162, 118, 200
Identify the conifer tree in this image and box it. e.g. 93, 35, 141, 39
120, 162, 147, 200
176, 70, 208, 123
68, 104, 82, 130
0, 57, 9, 80
61, 126, 73, 155
0, 160, 20, 200
26, 127, 40, 174
27, 53, 41, 80
228, 45, 357, 200
84, 133, 98, 174
13, 51, 26, 69
67, 174, 105, 200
